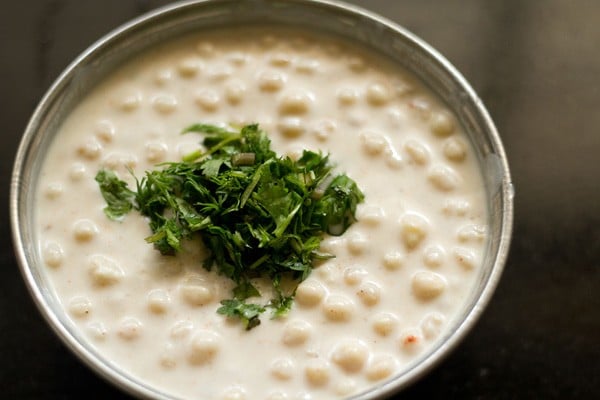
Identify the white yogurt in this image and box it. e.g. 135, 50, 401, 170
35, 28, 487, 399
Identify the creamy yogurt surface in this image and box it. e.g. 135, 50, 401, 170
36, 28, 487, 400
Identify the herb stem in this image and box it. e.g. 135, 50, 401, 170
248, 254, 270, 270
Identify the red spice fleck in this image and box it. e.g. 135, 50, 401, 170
404, 335, 418, 345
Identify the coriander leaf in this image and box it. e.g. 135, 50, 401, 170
95, 169, 135, 220
239, 123, 275, 162
145, 218, 183, 255
314, 174, 365, 235
217, 299, 265, 330
201, 158, 227, 177
174, 198, 211, 231
269, 295, 294, 319
182, 123, 236, 136
233, 280, 261, 300
254, 179, 303, 238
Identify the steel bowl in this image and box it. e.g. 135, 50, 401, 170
11, 0, 513, 398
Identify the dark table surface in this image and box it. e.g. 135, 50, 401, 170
1, 1, 598, 399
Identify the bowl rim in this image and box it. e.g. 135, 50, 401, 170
10, 0, 513, 399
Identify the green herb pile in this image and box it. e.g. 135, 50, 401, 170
95, 123, 364, 329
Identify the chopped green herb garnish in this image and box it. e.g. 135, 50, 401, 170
96, 123, 364, 329
217, 299, 265, 330
95, 169, 135, 220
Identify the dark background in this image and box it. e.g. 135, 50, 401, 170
1, 1, 598, 399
